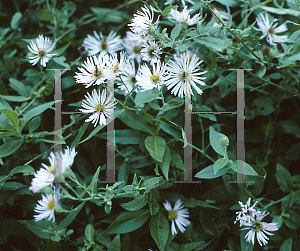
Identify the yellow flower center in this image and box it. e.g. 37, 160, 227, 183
252, 222, 263, 232
268, 27, 275, 34
96, 104, 105, 113
150, 74, 160, 83
47, 199, 56, 210
93, 67, 102, 78
39, 49, 46, 58
114, 64, 120, 73
168, 210, 178, 220
131, 76, 137, 83
49, 165, 55, 174
101, 42, 107, 50
180, 71, 189, 81
134, 46, 142, 54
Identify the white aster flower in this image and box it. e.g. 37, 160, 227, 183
123, 31, 147, 63
117, 60, 139, 94
34, 186, 62, 223
141, 41, 162, 64
169, 6, 202, 26
165, 52, 207, 98
79, 88, 116, 127
106, 51, 129, 80
241, 210, 279, 246
253, 13, 288, 46
136, 61, 167, 91
163, 199, 191, 235
74, 54, 109, 88
29, 147, 77, 193
83, 30, 123, 56
128, 5, 158, 36
27, 35, 57, 67
234, 197, 261, 227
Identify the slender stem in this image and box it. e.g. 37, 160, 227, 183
178, 138, 215, 163
205, 2, 261, 62
17, 97, 37, 117
248, 72, 300, 96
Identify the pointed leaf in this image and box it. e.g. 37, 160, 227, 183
145, 135, 166, 162
149, 211, 169, 251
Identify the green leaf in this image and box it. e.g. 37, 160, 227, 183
36, 6, 53, 21
149, 211, 169, 251
179, 43, 190, 52
259, 6, 300, 16
53, 202, 85, 231
23, 69, 42, 77
21, 101, 55, 124
0, 139, 23, 158
120, 195, 147, 211
145, 135, 166, 162
0, 109, 20, 130
276, 163, 293, 192
209, 126, 223, 155
279, 237, 293, 251
71, 122, 89, 149
0, 94, 30, 102
193, 36, 225, 49
200, 208, 219, 236
118, 109, 154, 134
3, 182, 26, 190
9, 78, 31, 96
97, 129, 143, 145
158, 145, 171, 180
28, 116, 41, 133
196, 105, 217, 121
11, 12, 22, 30
170, 153, 184, 170
171, 23, 182, 41
231, 160, 258, 176
161, 6, 177, 17
46, 239, 62, 251
79, 123, 106, 144
9, 165, 35, 176
85, 224, 95, 244
107, 234, 121, 251
183, 198, 220, 210
135, 89, 160, 107
83, 166, 101, 197
18, 220, 51, 239
98, 209, 150, 236
141, 177, 161, 190
195, 164, 228, 178
213, 157, 228, 174
52, 56, 70, 68
179, 242, 205, 251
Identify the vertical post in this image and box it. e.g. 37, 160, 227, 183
176, 95, 201, 184
99, 79, 116, 183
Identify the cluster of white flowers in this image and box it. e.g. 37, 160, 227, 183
30, 147, 77, 222
29, 147, 77, 193
235, 198, 279, 246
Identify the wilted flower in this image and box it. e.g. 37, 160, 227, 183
27, 35, 57, 67
234, 197, 261, 227
163, 199, 191, 235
